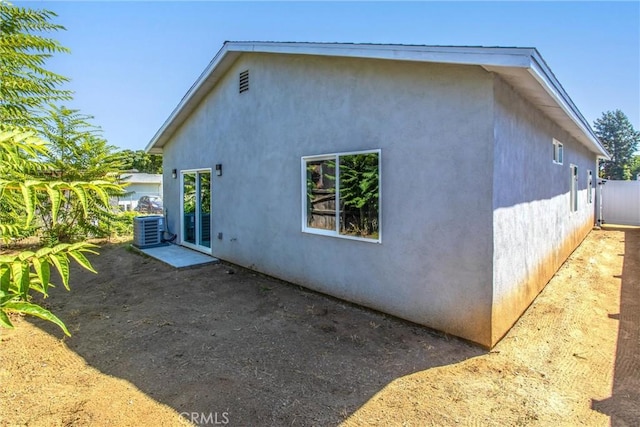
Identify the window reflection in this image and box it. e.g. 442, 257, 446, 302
338, 153, 379, 239
304, 151, 380, 241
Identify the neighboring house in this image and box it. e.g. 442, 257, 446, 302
118, 172, 163, 211
146, 42, 609, 347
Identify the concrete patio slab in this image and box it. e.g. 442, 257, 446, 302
137, 244, 218, 268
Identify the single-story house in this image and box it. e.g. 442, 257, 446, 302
117, 172, 163, 211
146, 42, 609, 348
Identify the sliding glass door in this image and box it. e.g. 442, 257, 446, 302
181, 169, 211, 252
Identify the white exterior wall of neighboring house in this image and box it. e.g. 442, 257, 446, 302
118, 173, 163, 211
491, 76, 599, 344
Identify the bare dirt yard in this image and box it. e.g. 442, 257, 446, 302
1, 226, 638, 426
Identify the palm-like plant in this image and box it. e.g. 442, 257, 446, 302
36, 105, 125, 243
0, 1, 71, 128
0, 1, 124, 335
0, 129, 111, 335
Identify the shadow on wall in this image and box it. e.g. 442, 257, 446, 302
30, 244, 484, 425
591, 227, 640, 425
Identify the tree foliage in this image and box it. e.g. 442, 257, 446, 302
118, 149, 162, 174
629, 155, 640, 181
339, 153, 379, 237
35, 105, 125, 244
594, 110, 640, 180
0, 1, 71, 128
0, 129, 105, 335
0, 128, 50, 238
39, 105, 124, 180
0, 1, 121, 335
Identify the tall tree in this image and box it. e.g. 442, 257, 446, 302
39, 105, 124, 180
36, 105, 125, 243
0, 1, 71, 128
118, 149, 163, 174
594, 110, 640, 180
0, 1, 121, 335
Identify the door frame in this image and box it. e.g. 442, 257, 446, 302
179, 168, 212, 254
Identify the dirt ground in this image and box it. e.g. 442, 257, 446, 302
0, 226, 638, 426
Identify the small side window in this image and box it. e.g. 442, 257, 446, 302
553, 139, 563, 165
587, 170, 593, 204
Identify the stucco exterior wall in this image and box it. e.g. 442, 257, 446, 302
491, 76, 597, 345
162, 53, 496, 345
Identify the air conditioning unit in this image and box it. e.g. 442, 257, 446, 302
133, 216, 165, 249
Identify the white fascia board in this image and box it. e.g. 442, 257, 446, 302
227, 42, 535, 69
527, 51, 609, 159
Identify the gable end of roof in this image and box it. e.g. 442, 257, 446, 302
145, 42, 608, 159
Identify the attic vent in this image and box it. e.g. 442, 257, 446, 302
239, 70, 249, 93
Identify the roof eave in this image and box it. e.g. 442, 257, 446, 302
527, 51, 609, 159
146, 42, 609, 160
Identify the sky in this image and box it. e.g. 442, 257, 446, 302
16, 1, 640, 152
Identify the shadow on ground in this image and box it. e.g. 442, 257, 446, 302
31, 243, 483, 425
592, 227, 640, 426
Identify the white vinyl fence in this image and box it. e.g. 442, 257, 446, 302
601, 180, 640, 226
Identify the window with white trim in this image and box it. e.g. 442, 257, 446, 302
587, 170, 593, 204
570, 164, 578, 212
302, 150, 380, 242
553, 139, 563, 165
